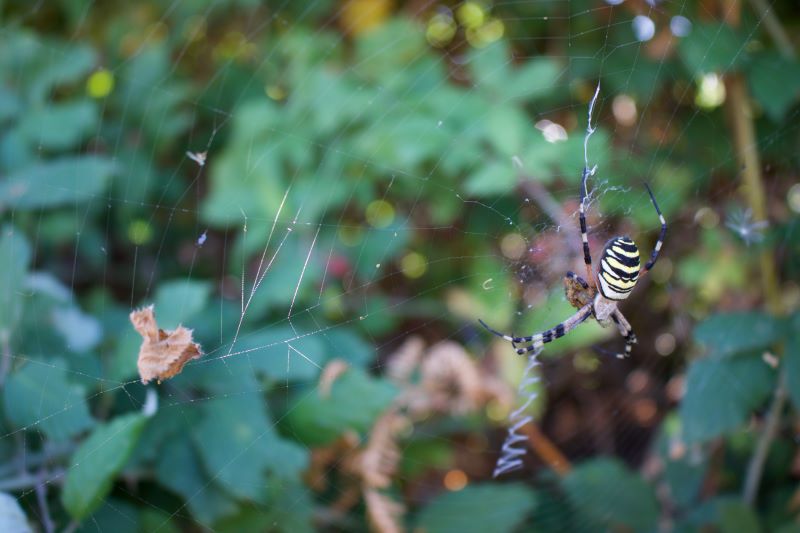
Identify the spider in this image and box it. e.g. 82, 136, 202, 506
480, 168, 667, 359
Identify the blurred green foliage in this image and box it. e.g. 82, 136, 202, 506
0, 0, 799, 531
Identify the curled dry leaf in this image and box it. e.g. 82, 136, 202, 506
351, 410, 407, 489
130, 305, 202, 384
364, 489, 405, 533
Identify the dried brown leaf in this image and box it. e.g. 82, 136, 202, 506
130, 305, 202, 384
364, 489, 405, 533
385, 336, 425, 383
353, 411, 407, 489
419, 341, 483, 414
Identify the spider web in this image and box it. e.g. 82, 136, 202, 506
0, 0, 797, 531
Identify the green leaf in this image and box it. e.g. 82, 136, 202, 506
680, 354, 775, 443
192, 395, 308, 501
51, 306, 102, 352
348, 221, 411, 278
4, 359, 94, 442
679, 23, 747, 75
656, 414, 707, 510
153, 279, 212, 330
0, 492, 33, 533
687, 497, 762, 533
562, 458, 659, 531
62, 413, 148, 520
0, 226, 31, 336
464, 159, 515, 197
784, 314, 800, 411
77, 499, 138, 533
226, 326, 326, 382
694, 311, 783, 358
0, 156, 117, 210
507, 58, 562, 101
486, 105, 529, 157
320, 328, 374, 368
156, 435, 239, 526
284, 367, 397, 446
18, 100, 98, 151
415, 483, 536, 533
747, 52, 800, 122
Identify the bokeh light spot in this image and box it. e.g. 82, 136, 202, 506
466, 18, 504, 48
632, 15, 656, 42
366, 200, 395, 228
695, 73, 726, 109
266, 85, 287, 101
670, 16, 692, 37
787, 183, 800, 213
655, 333, 676, 356
128, 220, 152, 245
612, 94, 637, 126
456, 2, 485, 29
426, 13, 457, 48
401, 252, 428, 279
500, 233, 526, 260
443, 469, 468, 491
86, 69, 114, 99
338, 225, 364, 247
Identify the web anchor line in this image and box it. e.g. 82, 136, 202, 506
493, 346, 542, 478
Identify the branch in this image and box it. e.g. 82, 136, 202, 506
35, 467, 55, 533
743, 370, 787, 504
0, 469, 64, 492
746, 0, 795, 59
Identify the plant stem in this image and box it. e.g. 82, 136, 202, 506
724, 74, 782, 315
521, 423, 572, 475
743, 370, 787, 504
723, 4, 788, 502
746, 0, 796, 59
35, 467, 55, 533
0, 469, 64, 492
0, 331, 11, 385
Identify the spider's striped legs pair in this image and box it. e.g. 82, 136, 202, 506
610, 309, 637, 359
479, 303, 593, 355
641, 183, 668, 275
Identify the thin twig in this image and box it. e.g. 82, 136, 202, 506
521, 423, 572, 475
0, 469, 64, 492
722, 2, 787, 504
0, 442, 75, 478
725, 74, 781, 314
35, 467, 55, 533
0, 331, 12, 385
743, 370, 787, 504
746, 0, 795, 59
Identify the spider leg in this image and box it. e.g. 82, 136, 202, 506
640, 183, 667, 275
610, 309, 638, 359
480, 303, 593, 355
566, 270, 589, 289
579, 168, 596, 287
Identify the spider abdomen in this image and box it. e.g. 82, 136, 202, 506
597, 236, 640, 300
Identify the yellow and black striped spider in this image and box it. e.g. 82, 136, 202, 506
480, 167, 667, 359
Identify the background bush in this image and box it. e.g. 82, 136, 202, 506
0, 0, 799, 531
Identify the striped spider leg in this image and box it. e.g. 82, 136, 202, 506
479, 303, 593, 355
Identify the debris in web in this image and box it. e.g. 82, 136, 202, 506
185, 150, 207, 167
130, 305, 202, 384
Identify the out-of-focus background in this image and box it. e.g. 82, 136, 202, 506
1, 0, 799, 531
